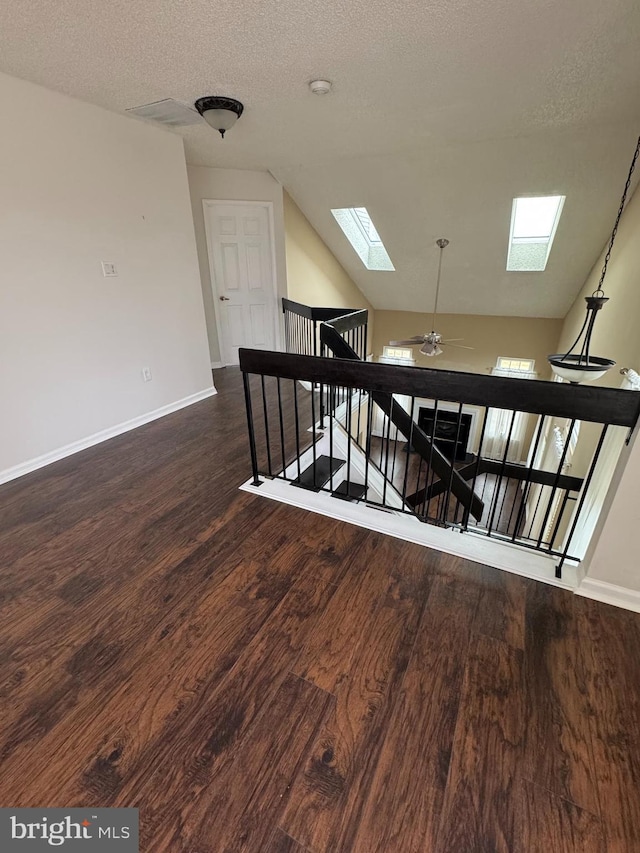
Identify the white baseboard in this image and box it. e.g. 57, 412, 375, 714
210, 361, 224, 369
0, 386, 217, 486
575, 578, 640, 613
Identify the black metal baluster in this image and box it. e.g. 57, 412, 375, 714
462, 407, 489, 531
414, 440, 425, 517
293, 379, 302, 480
526, 485, 545, 540
536, 419, 576, 549
442, 403, 464, 525
260, 375, 272, 476
243, 372, 261, 486
328, 383, 335, 491
555, 423, 609, 576
423, 401, 439, 521
505, 477, 521, 537
377, 402, 385, 468
311, 375, 317, 485
382, 396, 393, 506
346, 386, 353, 495
364, 388, 373, 502
511, 415, 546, 541
486, 410, 517, 537
401, 397, 416, 512
496, 476, 511, 534
390, 409, 399, 494
276, 377, 286, 478
547, 489, 571, 553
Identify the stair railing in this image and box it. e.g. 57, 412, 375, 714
240, 339, 640, 577
283, 298, 368, 361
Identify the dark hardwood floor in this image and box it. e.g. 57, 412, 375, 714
1, 366, 640, 851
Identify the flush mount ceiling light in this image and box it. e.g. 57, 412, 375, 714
548, 133, 640, 384
194, 96, 244, 138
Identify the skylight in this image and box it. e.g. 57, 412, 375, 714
506, 195, 565, 272
331, 207, 395, 271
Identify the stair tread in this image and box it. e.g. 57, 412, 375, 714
331, 480, 367, 501
291, 455, 345, 492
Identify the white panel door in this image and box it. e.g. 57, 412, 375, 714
204, 202, 277, 365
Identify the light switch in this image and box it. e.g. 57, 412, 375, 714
102, 262, 118, 277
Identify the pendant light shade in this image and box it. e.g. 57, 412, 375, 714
194, 96, 244, 138
548, 296, 616, 383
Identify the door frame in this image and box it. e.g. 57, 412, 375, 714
202, 198, 281, 366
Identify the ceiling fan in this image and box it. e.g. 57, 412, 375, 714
391, 238, 474, 357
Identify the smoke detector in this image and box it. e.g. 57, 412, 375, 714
309, 79, 332, 95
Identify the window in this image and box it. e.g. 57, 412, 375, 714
383, 346, 413, 359
506, 195, 565, 272
331, 207, 395, 271
484, 356, 537, 462
495, 356, 536, 373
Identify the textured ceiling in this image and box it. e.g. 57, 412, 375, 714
1, 0, 639, 316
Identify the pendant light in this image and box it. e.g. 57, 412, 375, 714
548, 134, 640, 383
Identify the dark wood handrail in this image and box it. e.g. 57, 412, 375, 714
323, 309, 369, 335
239, 348, 640, 428
282, 298, 361, 323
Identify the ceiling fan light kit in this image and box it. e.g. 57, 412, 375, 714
548, 133, 640, 384
194, 96, 244, 138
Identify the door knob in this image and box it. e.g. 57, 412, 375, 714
219, 296, 230, 301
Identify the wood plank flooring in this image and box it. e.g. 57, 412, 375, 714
1, 366, 640, 851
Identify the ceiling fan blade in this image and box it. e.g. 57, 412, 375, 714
440, 338, 465, 343
390, 338, 425, 346
443, 343, 475, 350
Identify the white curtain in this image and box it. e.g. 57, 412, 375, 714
482, 367, 536, 462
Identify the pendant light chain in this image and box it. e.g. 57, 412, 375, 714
594, 134, 640, 297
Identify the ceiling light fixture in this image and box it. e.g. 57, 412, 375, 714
309, 79, 332, 95
194, 96, 244, 138
548, 134, 640, 384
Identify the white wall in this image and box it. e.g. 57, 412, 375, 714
0, 71, 213, 481
187, 166, 287, 364
585, 426, 640, 609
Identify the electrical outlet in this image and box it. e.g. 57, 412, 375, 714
142, 367, 152, 382
101, 262, 118, 277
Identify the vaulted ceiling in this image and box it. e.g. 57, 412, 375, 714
1, 0, 639, 316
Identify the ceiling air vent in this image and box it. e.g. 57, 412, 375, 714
125, 98, 202, 127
